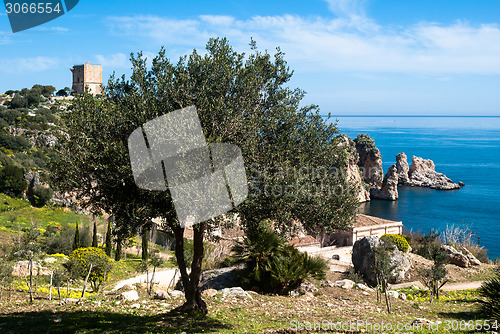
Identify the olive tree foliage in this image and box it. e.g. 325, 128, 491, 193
52, 38, 358, 313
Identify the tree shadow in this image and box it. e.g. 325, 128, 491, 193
0, 308, 230, 333
437, 309, 484, 321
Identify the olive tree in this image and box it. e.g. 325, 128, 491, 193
52, 38, 358, 313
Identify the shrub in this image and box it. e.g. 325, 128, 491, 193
381, 234, 410, 252
29, 185, 53, 207
232, 224, 328, 294
478, 266, 500, 322
66, 247, 112, 292
0, 165, 27, 197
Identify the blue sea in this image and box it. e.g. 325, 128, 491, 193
329, 116, 500, 260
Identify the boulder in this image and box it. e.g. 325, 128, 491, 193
356, 283, 375, 292
221, 287, 252, 299
408, 156, 460, 190
440, 245, 470, 268
387, 290, 399, 299
399, 292, 407, 300
201, 288, 218, 298
12, 261, 51, 277
43, 257, 57, 264
153, 290, 170, 300
121, 284, 135, 291
296, 281, 318, 294
352, 236, 411, 285
370, 164, 399, 200
200, 267, 242, 291
334, 279, 355, 289
119, 290, 139, 302
169, 290, 184, 298
457, 245, 481, 266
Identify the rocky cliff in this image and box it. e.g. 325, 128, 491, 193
370, 164, 399, 200
335, 134, 371, 203
353, 134, 383, 189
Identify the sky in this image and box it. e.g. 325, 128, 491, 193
0, 0, 499, 116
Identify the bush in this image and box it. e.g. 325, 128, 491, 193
29, 185, 53, 207
478, 267, 500, 322
0, 133, 32, 151
232, 224, 328, 294
0, 165, 27, 197
66, 247, 112, 292
381, 234, 410, 252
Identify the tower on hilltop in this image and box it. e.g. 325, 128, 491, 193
70, 62, 103, 95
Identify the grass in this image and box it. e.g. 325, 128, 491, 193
0, 280, 493, 333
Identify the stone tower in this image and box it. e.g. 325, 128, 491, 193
70, 62, 103, 95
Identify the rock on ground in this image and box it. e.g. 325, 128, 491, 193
119, 290, 139, 302
201, 288, 218, 298
12, 261, 51, 277
352, 236, 411, 285
221, 287, 252, 299
334, 279, 355, 289
441, 245, 470, 268
153, 290, 170, 300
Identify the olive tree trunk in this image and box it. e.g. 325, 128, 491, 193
172, 222, 207, 314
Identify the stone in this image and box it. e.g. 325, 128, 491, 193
335, 279, 355, 289
322, 280, 335, 288
331, 254, 340, 260
399, 292, 407, 300
130, 303, 141, 309
412, 318, 434, 326
12, 260, 51, 277
169, 290, 184, 298
201, 288, 218, 298
441, 245, 470, 268
408, 156, 460, 190
459, 181, 465, 187
119, 290, 139, 302
221, 287, 252, 299
387, 290, 399, 299
457, 245, 481, 266
43, 257, 57, 264
296, 281, 318, 294
356, 283, 375, 292
153, 290, 170, 300
370, 164, 399, 200
121, 284, 136, 291
396, 153, 410, 185
352, 236, 411, 285
200, 267, 242, 291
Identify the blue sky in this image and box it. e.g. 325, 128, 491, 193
1, 0, 499, 115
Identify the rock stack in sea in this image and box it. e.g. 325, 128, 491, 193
341, 134, 463, 202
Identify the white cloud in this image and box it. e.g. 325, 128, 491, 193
95, 52, 129, 69
105, 13, 500, 75
0, 56, 59, 73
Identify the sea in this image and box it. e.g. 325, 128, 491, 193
329, 116, 500, 260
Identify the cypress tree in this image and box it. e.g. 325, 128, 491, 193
92, 221, 98, 248
104, 220, 112, 257
142, 227, 148, 261
72, 221, 80, 251
115, 237, 122, 261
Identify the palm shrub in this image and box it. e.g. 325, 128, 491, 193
478, 266, 500, 322
232, 223, 327, 294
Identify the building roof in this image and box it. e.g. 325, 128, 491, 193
289, 235, 321, 247
353, 214, 402, 229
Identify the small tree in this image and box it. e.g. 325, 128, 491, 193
72, 221, 80, 251
14, 225, 41, 303
373, 241, 398, 314
92, 221, 98, 248
66, 247, 112, 294
141, 227, 148, 261
0, 260, 14, 301
419, 243, 448, 302
104, 220, 112, 257
52, 267, 68, 300
0, 165, 27, 197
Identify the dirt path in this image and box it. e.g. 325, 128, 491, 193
441, 281, 483, 291
113, 268, 179, 291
